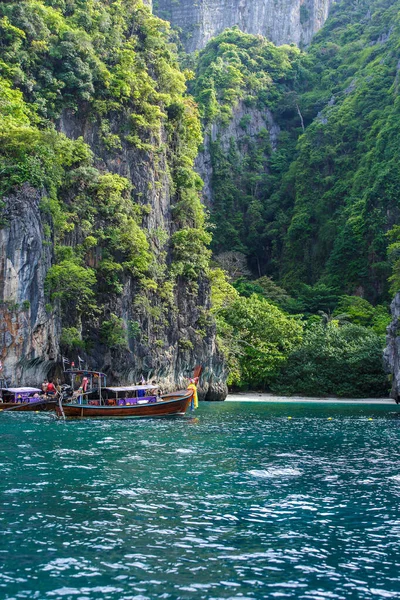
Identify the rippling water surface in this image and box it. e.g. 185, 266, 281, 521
1, 401, 400, 599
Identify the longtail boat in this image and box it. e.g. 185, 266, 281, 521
63, 368, 107, 399
56, 386, 194, 418
0, 387, 56, 412
4, 369, 108, 413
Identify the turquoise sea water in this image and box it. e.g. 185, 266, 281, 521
1, 401, 400, 600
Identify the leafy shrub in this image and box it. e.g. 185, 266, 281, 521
45, 259, 96, 312
100, 314, 128, 349
273, 323, 389, 398
60, 327, 84, 349
171, 228, 212, 279
219, 294, 303, 389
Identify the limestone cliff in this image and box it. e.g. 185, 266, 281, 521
0, 185, 59, 385
0, 0, 227, 400
0, 109, 227, 399
384, 293, 400, 401
0, 114, 226, 400
155, 0, 334, 52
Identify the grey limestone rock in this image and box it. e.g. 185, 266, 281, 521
0, 109, 227, 400
155, 0, 335, 52
0, 184, 59, 385
384, 292, 400, 401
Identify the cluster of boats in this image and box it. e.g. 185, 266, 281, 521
0, 369, 196, 419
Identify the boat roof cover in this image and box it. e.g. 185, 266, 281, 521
105, 385, 158, 392
65, 369, 106, 377
4, 387, 41, 393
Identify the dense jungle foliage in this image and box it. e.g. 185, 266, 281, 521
186, 0, 400, 395
0, 0, 395, 396
209, 267, 389, 397
192, 0, 400, 304
0, 0, 209, 353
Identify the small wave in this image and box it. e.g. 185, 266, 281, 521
176, 448, 195, 454
62, 465, 96, 470
389, 475, 400, 482
248, 468, 302, 479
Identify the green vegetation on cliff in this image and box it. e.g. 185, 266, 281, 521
190, 29, 306, 261
0, 0, 210, 353
193, 0, 400, 304
282, 0, 400, 300
0, 0, 395, 396
186, 0, 399, 396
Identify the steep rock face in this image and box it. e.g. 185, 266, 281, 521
55, 108, 227, 400
0, 112, 227, 399
196, 102, 280, 206
0, 185, 59, 385
0, 0, 228, 400
155, 0, 334, 52
384, 293, 400, 401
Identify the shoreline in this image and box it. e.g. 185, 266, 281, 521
226, 392, 396, 405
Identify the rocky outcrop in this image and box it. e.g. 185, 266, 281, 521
384, 292, 400, 401
0, 185, 59, 385
56, 108, 227, 400
0, 0, 229, 400
196, 102, 280, 206
155, 0, 335, 52
0, 114, 227, 400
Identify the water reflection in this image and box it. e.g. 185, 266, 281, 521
0, 402, 399, 599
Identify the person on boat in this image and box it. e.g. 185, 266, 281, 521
187, 378, 199, 411
46, 380, 57, 396
41, 379, 48, 394
82, 376, 89, 392
76, 385, 83, 404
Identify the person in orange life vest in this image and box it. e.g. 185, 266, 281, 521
187, 378, 199, 410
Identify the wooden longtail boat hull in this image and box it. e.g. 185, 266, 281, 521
56, 390, 193, 418
2, 400, 57, 412
0, 403, 20, 410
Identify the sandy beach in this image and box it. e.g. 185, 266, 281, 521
226, 392, 397, 404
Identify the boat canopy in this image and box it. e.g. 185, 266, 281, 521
4, 387, 41, 393
64, 369, 106, 377
105, 385, 158, 393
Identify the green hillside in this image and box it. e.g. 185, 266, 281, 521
193, 0, 400, 304
0, 0, 396, 396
